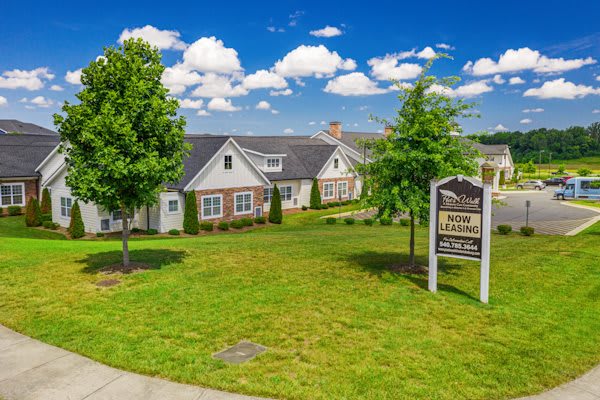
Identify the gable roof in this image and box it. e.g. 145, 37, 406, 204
0, 120, 57, 136
311, 130, 383, 161
233, 136, 338, 180
461, 138, 509, 156
0, 134, 60, 178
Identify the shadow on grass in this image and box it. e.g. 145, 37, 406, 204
78, 249, 187, 274
345, 251, 479, 302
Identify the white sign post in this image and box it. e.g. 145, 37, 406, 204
428, 174, 492, 303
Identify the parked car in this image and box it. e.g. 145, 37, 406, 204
543, 177, 570, 186
516, 180, 546, 190
554, 177, 600, 200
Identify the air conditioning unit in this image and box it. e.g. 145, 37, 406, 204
293, 197, 299, 206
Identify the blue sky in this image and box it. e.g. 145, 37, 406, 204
1, 0, 599, 136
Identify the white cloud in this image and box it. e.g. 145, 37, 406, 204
0, 67, 54, 90
520, 118, 533, 124
273, 45, 356, 78
324, 72, 389, 96
269, 88, 293, 96
271, 109, 279, 114
196, 109, 211, 117
308, 121, 316, 125
20, 96, 54, 108
255, 100, 271, 110
593, 109, 600, 114
454, 80, 494, 97
523, 108, 544, 113
494, 124, 509, 131
436, 43, 455, 50
118, 25, 187, 50
49, 84, 64, 91
242, 70, 287, 90
309, 25, 343, 38
523, 78, 600, 99
509, 77, 525, 85
492, 74, 505, 84
368, 54, 422, 81
182, 36, 242, 74
161, 64, 202, 95
463, 47, 596, 76
288, 10, 304, 27
0, 96, 7, 107
190, 73, 248, 98
267, 26, 285, 33
207, 97, 241, 112
416, 46, 436, 59
65, 69, 82, 85
283, 128, 294, 134
320, 121, 326, 125
178, 98, 204, 109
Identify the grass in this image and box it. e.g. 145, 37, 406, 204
0, 215, 65, 240
572, 200, 600, 209
0, 212, 599, 400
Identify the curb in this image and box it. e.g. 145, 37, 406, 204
560, 201, 600, 236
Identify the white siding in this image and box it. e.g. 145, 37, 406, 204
312, 131, 363, 163
37, 147, 64, 187
319, 148, 355, 179
158, 192, 185, 232
299, 179, 313, 207
51, 186, 99, 233
187, 141, 266, 190
264, 179, 303, 211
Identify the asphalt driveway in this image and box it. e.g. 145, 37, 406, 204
492, 189, 600, 235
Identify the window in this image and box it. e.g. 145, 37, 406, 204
323, 182, 335, 199
235, 192, 253, 215
168, 199, 179, 213
60, 197, 72, 218
263, 187, 273, 203
224, 155, 232, 170
337, 181, 348, 198
100, 219, 110, 231
202, 195, 222, 219
255, 206, 263, 217
334, 158, 339, 169
581, 181, 591, 190
1, 183, 24, 206
280, 185, 293, 201
266, 158, 280, 169
112, 210, 123, 221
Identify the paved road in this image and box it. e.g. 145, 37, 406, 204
492, 189, 600, 235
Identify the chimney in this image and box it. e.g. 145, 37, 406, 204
384, 125, 393, 138
329, 121, 342, 139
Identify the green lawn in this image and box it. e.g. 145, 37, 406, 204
573, 200, 600, 209
0, 213, 599, 400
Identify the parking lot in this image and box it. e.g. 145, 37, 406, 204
492, 188, 600, 235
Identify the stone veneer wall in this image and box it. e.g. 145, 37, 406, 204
194, 185, 264, 222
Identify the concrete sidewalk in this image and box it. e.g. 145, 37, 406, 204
1, 324, 599, 399
0, 325, 268, 400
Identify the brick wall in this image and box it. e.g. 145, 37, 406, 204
194, 185, 264, 222
318, 176, 355, 203
0, 178, 38, 216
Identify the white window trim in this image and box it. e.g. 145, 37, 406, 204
59, 196, 72, 220
167, 199, 180, 214
337, 181, 348, 198
1, 182, 25, 207
201, 194, 223, 220
265, 157, 281, 171
234, 191, 253, 216
263, 187, 273, 204
224, 154, 233, 171
279, 185, 293, 202
323, 182, 335, 199
333, 157, 339, 169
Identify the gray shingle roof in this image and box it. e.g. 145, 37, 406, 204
325, 130, 385, 154
0, 120, 57, 136
461, 138, 508, 155
0, 134, 59, 178
233, 136, 337, 180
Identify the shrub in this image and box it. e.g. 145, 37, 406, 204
301, 205, 308, 211
321, 203, 330, 209
344, 218, 355, 225
200, 221, 214, 231
42, 221, 55, 229
329, 201, 340, 207
168, 229, 180, 235
218, 222, 229, 230
399, 218, 410, 226
419, 219, 429, 227
269, 184, 282, 224
8, 205, 21, 216
520, 226, 535, 236
254, 216, 266, 224
380, 216, 393, 225
310, 178, 321, 209
40, 187, 51, 214
96, 232, 105, 237
183, 191, 200, 234
231, 220, 245, 229
241, 217, 254, 227
363, 218, 374, 226
341, 200, 351, 205
577, 167, 593, 177
497, 224, 512, 235
41, 213, 52, 222
69, 202, 85, 239
146, 228, 158, 235
25, 198, 42, 227
131, 227, 141, 233
0, 207, 3, 216
499, 170, 506, 186
326, 217, 336, 225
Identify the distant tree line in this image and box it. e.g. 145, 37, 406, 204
468, 122, 600, 162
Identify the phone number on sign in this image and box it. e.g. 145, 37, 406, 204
439, 241, 478, 251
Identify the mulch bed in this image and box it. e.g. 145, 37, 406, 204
388, 264, 428, 275
99, 262, 153, 274
95, 279, 121, 287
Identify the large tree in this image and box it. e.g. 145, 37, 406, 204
54, 38, 189, 267
357, 55, 479, 268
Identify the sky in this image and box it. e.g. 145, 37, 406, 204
1, 0, 600, 137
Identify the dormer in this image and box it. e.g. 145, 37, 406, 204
243, 148, 286, 172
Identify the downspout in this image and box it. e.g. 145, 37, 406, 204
146, 205, 150, 230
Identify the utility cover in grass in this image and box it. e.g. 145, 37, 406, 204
213, 341, 266, 364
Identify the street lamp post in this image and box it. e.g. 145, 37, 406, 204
548, 152, 552, 175
538, 150, 545, 179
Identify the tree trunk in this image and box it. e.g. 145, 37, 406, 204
408, 213, 415, 267
121, 204, 130, 268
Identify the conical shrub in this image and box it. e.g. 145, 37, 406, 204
310, 178, 321, 209
25, 198, 42, 227
183, 191, 200, 234
40, 187, 52, 214
268, 184, 282, 224
69, 201, 85, 238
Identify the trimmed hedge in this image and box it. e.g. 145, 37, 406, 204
231, 220, 245, 229
497, 224, 512, 235
42, 221, 58, 229
0, 207, 2, 216
96, 232, 105, 237
218, 222, 229, 230
131, 227, 141, 233
240, 217, 254, 227
183, 191, 200, 235
168, 229, 180, 235
310, 178, 321, 209
363, 218, 374, 226
200, 221, 214, 231
326, 217, 336, 225
301, 205, 308, 211
344, 218, 355, 225
40, 187, 51, 214
399, 218, 410, 227
146, 228, 158, 235
520, 226, 535, 236
321, 203, 330, 209
254, 216, 266, 224
269, 184, 282, 224
41, 213, 52, 222
8, 205, 21, 216
380, 216, 393, 225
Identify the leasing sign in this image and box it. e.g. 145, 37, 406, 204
436, 177, 484, 260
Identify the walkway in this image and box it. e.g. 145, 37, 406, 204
1, 324, 599, 399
